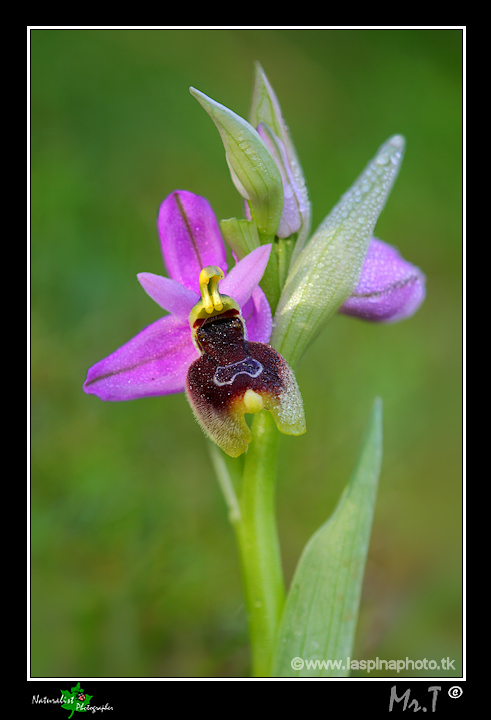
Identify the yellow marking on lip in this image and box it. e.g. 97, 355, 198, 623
243, 389, 264, 414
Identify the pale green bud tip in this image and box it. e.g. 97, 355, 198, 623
389, 134, 405, 150
375, 134, 405, 164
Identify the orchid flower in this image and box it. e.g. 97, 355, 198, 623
84, 190, 305, 456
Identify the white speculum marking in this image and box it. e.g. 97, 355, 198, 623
213, 358, 263, 387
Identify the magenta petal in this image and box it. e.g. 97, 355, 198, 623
83, 315, 199, 401
137, 272, 198, 317
157, 190, 228, 293
242, 286, 272, 343
339, 238, 426, 323
221, 244, 272, 308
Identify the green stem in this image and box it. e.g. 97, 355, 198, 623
209, 411, 285, 676
235, 411, 285, 677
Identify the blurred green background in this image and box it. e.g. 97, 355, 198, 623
31, 28, 462, 678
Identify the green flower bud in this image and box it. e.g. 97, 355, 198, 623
250, 63, 311, 254
189, 86, 284, 243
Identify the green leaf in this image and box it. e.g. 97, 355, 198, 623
60, 683, 93, 717
189, 86, 284, 242
272, 398, 383, 677
272, 136, 405, 367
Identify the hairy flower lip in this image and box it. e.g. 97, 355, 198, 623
83, 191, 273, 401
186, 323, 306, 457
184, 267, 305, 457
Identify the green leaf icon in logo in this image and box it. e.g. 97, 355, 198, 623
60, 682, 93, 718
